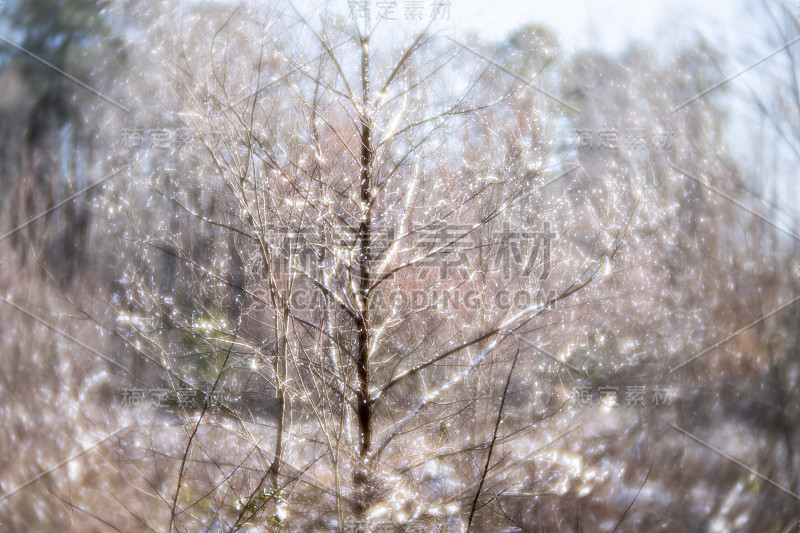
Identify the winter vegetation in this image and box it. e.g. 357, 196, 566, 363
0, 0, 799, 531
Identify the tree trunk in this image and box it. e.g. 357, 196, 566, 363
353, 20, 375, 527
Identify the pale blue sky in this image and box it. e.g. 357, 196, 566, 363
443, 0, 752, 52
293, 0, 772, 60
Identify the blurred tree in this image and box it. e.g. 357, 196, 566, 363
0, 0, 122, 280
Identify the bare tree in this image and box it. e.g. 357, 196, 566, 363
6, 1, 799, 532
101, 3, 634, 530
